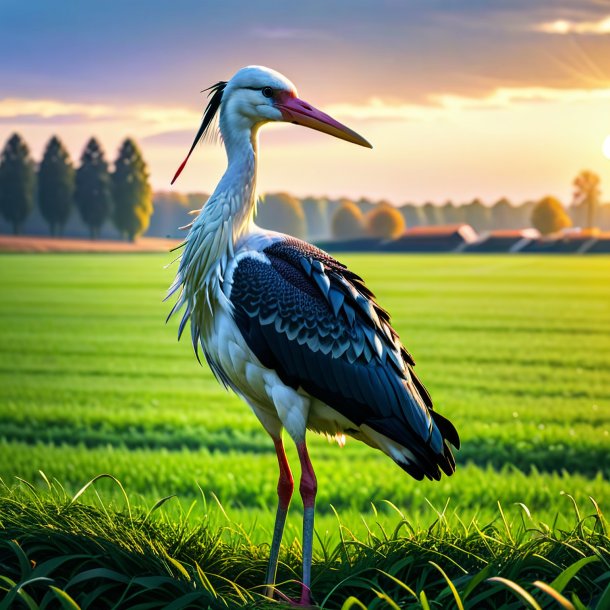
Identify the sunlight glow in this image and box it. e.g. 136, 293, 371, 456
603, 135, 610, 160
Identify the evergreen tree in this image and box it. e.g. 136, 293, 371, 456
112, 138, 153, 241
0, 133, 35, 234
75, 138, 112, 239
38, 136, 75, 235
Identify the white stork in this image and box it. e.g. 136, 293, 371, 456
168, 65, 459, 605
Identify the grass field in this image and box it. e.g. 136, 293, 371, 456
0, 253, 609, 608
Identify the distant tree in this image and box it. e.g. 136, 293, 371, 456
186, 192, 209, 210
112, 138, 153, 241
331, 200, 364, 239
400, 203, 425, 227
301, 196, 329, 240
462, 198, 490, 232
355, 197, 375, 216
0, 133, 35, 234
599, 202, 610, 231
148, 191, 191, 238
74, 138, 112, 239
422, 202, 442, 225
491, 197, 514, 230
516, 200, 537, 229
256, 192, 306, 238
38, 136, 75, 235
531, 196, 572, 235
365, 202, 405, 238
572, 170, 601, 229
441, 200, 463, 224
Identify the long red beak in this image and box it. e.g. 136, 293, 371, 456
276, 95, 372, 149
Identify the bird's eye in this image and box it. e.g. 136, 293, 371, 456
261, 87, 274, 98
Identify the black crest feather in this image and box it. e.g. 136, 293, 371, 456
171, 81, 227, 185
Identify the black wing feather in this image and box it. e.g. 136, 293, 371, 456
229, 237, 459, 480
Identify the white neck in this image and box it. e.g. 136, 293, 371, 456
176, 116, 260, 312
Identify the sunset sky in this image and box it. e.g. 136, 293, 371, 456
1, 0, 610, 204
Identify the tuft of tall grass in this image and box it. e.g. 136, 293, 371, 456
1, 476, 609, 609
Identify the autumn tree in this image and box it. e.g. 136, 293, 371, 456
74, 138, 113, 238
38, 136, 75, 235
0, 133, 35, 234
331, 200, 364, 239
366, 202, 405, 238
572, 170, 601, 229
112, 138, 153, 241
531, 196, 572, 235
255, 192, 306, 238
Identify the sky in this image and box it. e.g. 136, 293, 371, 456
1, 0, 610, 204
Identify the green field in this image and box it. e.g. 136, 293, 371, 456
1, 253, 609, 608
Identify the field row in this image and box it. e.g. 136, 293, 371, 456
1, 254, 608, 540
2, 440, 609, 518
0, 416, 608, 477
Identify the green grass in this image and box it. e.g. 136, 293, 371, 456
1, 478, 609, 609
0, 253, 609, 607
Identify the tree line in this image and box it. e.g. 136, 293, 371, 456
240, 173, 607, 241
1, 133, 606, 241
0, 133, 152, 240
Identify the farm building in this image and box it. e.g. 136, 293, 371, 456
381, 224, 478, 252
465, 229, 539, 253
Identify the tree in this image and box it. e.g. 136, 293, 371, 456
572, 170, 601, 229
255, 192, 306, 238
400, 203, 425, 227
421, 202, 442, 226
441, 200, 464, 224
74, 138, 112, 238
331, 200, 364, 239
531, 196, 572, 235
491, 197, 514, 230
366, 202, 405, 238
301, 196, 329, 240
462, 198, 490, 232
112, 138, 153, 241
0, 133, 35, 234
38, 136, 75, 235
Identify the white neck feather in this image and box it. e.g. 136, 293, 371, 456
172, 117, 260, 326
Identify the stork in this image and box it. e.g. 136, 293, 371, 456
168, 66, 460, 605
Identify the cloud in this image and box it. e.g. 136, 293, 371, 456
0, 98, 201, 129
250, 26, 333, 41
536, 15, 610, 35
4, 82, 610, 145
324, 86, 610, 122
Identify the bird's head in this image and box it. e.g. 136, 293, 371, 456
171, 65, 371, 184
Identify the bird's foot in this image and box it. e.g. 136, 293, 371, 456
269, 585, 315, 607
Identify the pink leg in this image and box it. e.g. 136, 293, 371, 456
276, 438, 294, 510
296, 441, 317, 606
265, 438, 294, 598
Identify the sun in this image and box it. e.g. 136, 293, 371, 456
603, 134, 610, 160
